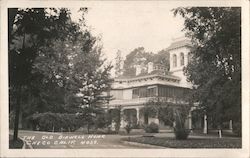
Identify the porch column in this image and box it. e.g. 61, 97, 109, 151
203, 114, 207, 134
120, 109, 125, 128
188, 111, 192, 132
229, 120, 233, 130
136, 107, 140, 125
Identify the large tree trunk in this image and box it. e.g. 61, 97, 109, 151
9, 8, 19, 141
13, 31, 25, 141
13, 86, 21, 141
8, 8, 18, 45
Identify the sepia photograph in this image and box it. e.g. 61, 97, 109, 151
1, 0, 249, 157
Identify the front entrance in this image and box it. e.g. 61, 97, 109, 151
123, 109, 137, 127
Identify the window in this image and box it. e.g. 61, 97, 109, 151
147, 86, 157, 97
180, 53, 184, 66
188, 52, 191, 64
132, 88, 139, 99
173, 54, 177, 67
139, 87, 147, 98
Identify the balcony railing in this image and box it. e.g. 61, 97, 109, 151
108, 97, 187, 106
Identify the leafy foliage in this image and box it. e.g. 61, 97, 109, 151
28, 112, 81, 132
114, 50, 124, 77
94, 113, 109, 129
144, 122, 159, 133
122, 47, 170, 77
122, 47, 153, 76
174, 109, 190, 140
9, 8, 82, 140
143, 97, 191, 139
143, 97, 191, 126
9, 8, 112, 137
153, 49, 170, 71
173, 7, 241, 129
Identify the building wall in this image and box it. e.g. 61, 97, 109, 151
123, 89, 133, 100
110, 84, 190, 103
110, 90, 123, 100
169, 47, 192, 88
110, 89, 133, 100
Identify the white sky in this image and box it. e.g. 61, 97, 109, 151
71, 3, 185, 61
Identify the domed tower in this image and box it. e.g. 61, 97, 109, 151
168, 37, 192, 88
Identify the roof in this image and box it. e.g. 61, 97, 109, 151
114, 71, 181, 82
167, 39, 192, 51
137, 70, 166, 77
115, 75, 130, 80
112, 73, 182, 90
115, 70, 171, 80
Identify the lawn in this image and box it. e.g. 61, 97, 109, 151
122, 136, 242, 148
9, 135, 24, 149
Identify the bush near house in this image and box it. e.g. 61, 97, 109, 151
144, 122, 159, 133
174, 128, 190, 140
173, 108, 190, 140
232, 122, 242, 137
28, 112, 81, 132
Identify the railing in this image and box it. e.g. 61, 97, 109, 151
109, 97, 187, 106
109, 98, 150, 106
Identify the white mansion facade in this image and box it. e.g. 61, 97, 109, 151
106, 37, 210, 132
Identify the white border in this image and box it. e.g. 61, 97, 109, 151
1, 0, 249, 157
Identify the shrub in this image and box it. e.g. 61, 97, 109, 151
28, 112, 81, 132
174, 113, 190, 140
233, 122, 242, 137
174, 128, 190, 139
144, 122, 159, 133
94, 114, 108, 129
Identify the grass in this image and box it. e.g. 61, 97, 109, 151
74, 127, 145, 135
122, 136, 242, 148
9, 135, 24, 149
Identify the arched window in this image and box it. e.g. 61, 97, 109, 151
180, 53, 184, 66
187, 52, 191, 63
173, 54, 177, 67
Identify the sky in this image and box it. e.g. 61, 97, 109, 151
70, 2, 186, 68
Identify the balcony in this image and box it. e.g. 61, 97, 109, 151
108, 97, 187, 107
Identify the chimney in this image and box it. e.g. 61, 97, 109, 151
148, 62, 154, 74
135, 65, 142, 76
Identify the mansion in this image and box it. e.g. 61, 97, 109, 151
106, 37, 204, 131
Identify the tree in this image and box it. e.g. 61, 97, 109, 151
123, 47, 154, 77
173, 7, 241, 134
114, 50, 124, 77
29, 10, 113, 133
64, 32, 112, 134
143, 97, 191, 139
153, 49, 170, 72
9, 8, 104, 139
9, 8, 79, 140
122, 47, 170, 77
